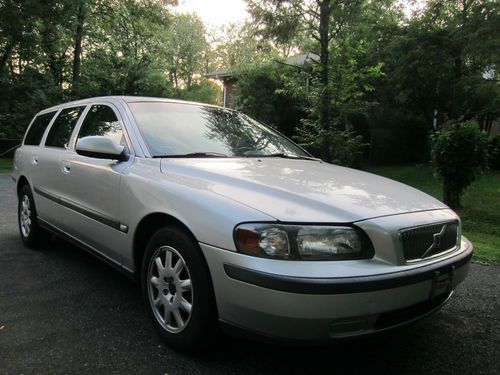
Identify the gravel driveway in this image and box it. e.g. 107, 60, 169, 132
0, 174, 499, 374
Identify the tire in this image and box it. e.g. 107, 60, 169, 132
18, 184, 50, 248
141, 226, 217, 352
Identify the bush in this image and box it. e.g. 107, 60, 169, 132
431, 121, 490, 208
488, 136, 500, 170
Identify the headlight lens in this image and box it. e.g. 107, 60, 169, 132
234, 224, 373, 260
297, 227, 362, 258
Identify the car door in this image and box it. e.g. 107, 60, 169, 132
23, 110, 61, 222
59, 103, 133, 264
34, 106, 87, 229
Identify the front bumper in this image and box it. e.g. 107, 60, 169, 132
200, 237, 472, 341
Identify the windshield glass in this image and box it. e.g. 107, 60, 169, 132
128, 102, 308, 158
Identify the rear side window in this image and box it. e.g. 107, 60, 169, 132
77, 105, 126, 146
24, 111, 57, 146
45, 106, 85, 149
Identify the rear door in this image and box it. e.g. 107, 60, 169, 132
34, 106, 87, 228
21, 110, 59, 221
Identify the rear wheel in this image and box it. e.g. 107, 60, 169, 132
18, 185, 50, 248
141, 226, 216, 352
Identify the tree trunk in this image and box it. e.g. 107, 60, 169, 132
450, 0, 468, 120
0, 40, 16, 78
443, 180, 461, 209
72, 1, 86, 94
319, 0, 331, 161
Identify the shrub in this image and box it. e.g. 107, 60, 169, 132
488, 136, 500, 170
431, 121, 490, 208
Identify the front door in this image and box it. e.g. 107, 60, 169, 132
59, 104, 133, 263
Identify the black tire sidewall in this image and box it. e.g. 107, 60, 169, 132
141, 226, 216, 352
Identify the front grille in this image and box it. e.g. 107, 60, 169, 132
400, 221, 459, 262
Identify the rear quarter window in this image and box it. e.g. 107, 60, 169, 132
24, 111, 57, 146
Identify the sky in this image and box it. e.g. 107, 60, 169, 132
173, 0, 426, 30
174, 0, 249, 29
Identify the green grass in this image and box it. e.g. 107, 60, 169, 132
365, 164, 500, 265
0, 158, 12, 173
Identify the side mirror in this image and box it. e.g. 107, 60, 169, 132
76, 136, 128, 161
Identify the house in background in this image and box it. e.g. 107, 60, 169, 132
206, 69, 236, 108
207, 52, 319, 108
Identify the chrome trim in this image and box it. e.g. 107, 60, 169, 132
399, 220, 460, 263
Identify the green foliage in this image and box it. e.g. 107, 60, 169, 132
488, 136, 500, 170
431, 121, 491, 208
0, 67, 62, 138
208, 22, 280, 73
1, 0, 499, 170
163, 13, 209, 89
233, 63, 305, 138
296, 123, 367, 167
282, 37, 381, 165
177, 82, 221, 105
0, 0, 218, 140
378, 0, 500, 129
0, 158, 13, 173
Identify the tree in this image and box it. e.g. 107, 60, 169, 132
71, 0, 87, 92
232, 62, 306, 138
208, 22, 278, 72
247, 0, 364, 160
382, 0, 500, 130
162, 13, 209, 89
431, 121, 490, 208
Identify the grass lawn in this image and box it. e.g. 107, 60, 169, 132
0, 158, 12, 173
366, 164, 500, 265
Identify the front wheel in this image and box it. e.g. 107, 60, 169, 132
18, 185, 50, 248
141, 226, 217, 352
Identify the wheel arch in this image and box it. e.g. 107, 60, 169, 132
133, 212, 219, 319
133, 212, 201, 277
16, 175, 30, 196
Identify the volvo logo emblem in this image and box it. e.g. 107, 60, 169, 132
422, 224, 447, 258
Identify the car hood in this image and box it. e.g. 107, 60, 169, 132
160, 158, 446, 223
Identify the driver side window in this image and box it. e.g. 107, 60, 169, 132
78, 105, 127, 148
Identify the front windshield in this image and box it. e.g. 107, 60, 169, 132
128, 102, 309, 158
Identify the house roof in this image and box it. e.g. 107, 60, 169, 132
284, 52, 319, 66
206, 69, 233, 79
206, 52, 320, 80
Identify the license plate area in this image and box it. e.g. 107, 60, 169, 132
430, 267, 455, 299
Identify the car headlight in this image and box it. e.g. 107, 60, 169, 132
234, 223, 374, 260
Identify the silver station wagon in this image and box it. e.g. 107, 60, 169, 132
12, 96, 472, 351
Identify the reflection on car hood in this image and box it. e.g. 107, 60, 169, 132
160, 158, 446, 222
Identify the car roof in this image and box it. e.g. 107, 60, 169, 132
35, 96, 224, 116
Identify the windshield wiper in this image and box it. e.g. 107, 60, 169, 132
244, 152, 322, 161
154, 152, 229, 158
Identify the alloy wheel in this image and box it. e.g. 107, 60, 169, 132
147, 245, 193, 333
20, 195, 32, 238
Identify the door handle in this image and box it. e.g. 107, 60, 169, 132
62, 161, 71, 174
32, 155, 39, 165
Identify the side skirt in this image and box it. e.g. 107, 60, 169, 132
38, 217, 136, 281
